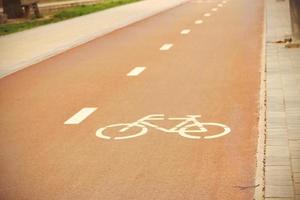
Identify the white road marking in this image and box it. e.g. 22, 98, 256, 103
64, 107, 97, 125
127, 67, 146, 76
195, 20, 204, 24
204, 126, 231, 139
217, 3, 223, 7
160, 44, 173, 51
96, 114, 231, 140
212, 7, 218, 11
181, 29, 191, 35
204, 13, 211, 17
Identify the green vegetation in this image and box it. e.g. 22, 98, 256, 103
39, 0, 75, 2
0, 0, 141, 36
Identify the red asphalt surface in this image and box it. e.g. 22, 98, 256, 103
0, 0, 264, 199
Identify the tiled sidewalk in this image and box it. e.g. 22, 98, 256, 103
0, 0, 188, 78
265, 0, 300, 199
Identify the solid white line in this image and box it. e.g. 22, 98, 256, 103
212, 8, 218, 11
204, 13, 211, 17
160, 44, 173, 51
127, 67, 146, 76
195, 20, 203, 24
181, 29, 191, 35
64, 107, 97, 125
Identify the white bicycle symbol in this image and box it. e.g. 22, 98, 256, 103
96, 114, 231, 140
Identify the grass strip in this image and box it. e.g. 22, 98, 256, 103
0, 0, 141, 36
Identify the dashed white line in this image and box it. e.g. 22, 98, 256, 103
211, 7, 218, 11
64, 107, 98, 125
204, 13, 211, 17
160, 44, 173, 51
217, 3, 223, 7
181, 29, 191, 35
127, 67, 146, 76
195, 20, 204, 24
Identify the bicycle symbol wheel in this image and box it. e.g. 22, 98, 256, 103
96, 123, 148, 140
179, 123, 231, 139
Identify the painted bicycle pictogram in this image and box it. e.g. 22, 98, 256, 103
96, 114, 231, 140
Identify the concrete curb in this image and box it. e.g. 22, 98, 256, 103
254, 0, 267, 199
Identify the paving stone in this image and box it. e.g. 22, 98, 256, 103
296, 184, 300, 195
265, 0, 300, 197
267, 134, 288, 140
292, 159, 300, 173
265, 166, 292, 176
267, 138, 289, 146
265, 185, 294, 198
294, 173, 300, 183
266, 146, 290, 157
267, 112, 285, 118
289, 140, 300, 148
289, 129, 300, 132
288, 126, 300, 130
291, 150, 300, 159
266, 175, 293, 186
268, 128, 288, 132
266, 156, 291, 166
289, 134, 300, 140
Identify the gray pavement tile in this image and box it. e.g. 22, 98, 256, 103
296, 184, 300, 195
265, 198, 293, 200
268, 117, 287, 122
267, 139, 289, 146
267, 112, 286, 118
268, 124, 287, 129
294, 173, 300, 183
267, 132, 288, 136
288, 125, 300, 130
287, 117, 300, 121
267, 99, 285, 104
289, 129, 300, 133
267, 104, 285, 109
268, 109, 286, 113
266, 146, 290, 157
266, 156, 290, 166
291, 150, 300, 159
289, 140, 300, 149
249, 0, 299, 197
267, 128, 288, 132
289, 134, 300, 140
265, 185, 294, 198
292, 159, 300, 173
266, 175, 293, 186
265, 166, 292, 176
267, 134, 289, 140
288, 127, 300, 132
287, 121, 300, 126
